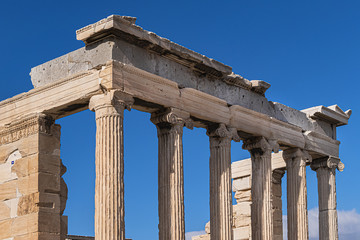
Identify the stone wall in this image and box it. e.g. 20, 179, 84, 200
192, 174, 252, 240
0, 114, 67, 240
193, 156, 287, 240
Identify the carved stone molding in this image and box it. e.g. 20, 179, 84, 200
242, 136, 279, 155
283, 148, 312, 163
89, 90, 134, 118
151, 107, 193, 135
207, 123, 240, 142
0, 113, 54, 146
310, 156, 344, 172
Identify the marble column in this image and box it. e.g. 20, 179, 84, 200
272, 169, 285, 240
243, 137, 279, 240
151, 108, 192, 240
311, 156, 344, 240
89, 90, 134, 240
207, 124, 240, 240
283, 148, 311, 240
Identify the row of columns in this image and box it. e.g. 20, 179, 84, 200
88, 90, 343, 240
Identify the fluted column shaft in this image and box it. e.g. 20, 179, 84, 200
208, 124, 239, 240
311, 157, 344, 240
272, 169, 285, 240
151, 108, 192, 240
89, 91, 133, 240
243, 137, 279, 240
283, 148, 311, 240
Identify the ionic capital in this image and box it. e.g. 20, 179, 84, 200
310, 156, 345, 172
89, 90, 134, 115
206, 123, 240, 142
242, 136, 279, 154
283, 148, 312, 162
151, 108, 193, 136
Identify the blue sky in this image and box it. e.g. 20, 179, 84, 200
0, 1, 359, 239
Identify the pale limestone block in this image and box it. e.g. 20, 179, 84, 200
192, 234, 210, 240
4, 198, 20, 218
0, 201, 11, 221
233, 226, 250, 240
17, 232, 61, 240
234, 189, 251, 202
0, 133, 39, 159
22, 172, 60, 195
0, 150, 22, 184
233, 202, 251, 216
17, 192, 60, 216
233, 214, 251, 228
232, 177, 251, 192
0, 145, 18, 164
232, 152, 288, 181
11, 153, 62, 178
11, 213, 38, 237
0, 180, 17, 201
0, 218, 12, 239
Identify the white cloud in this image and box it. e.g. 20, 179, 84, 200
308, 207, 319, 239
187, 208, 360, 240
185, 231, 206, 240
283, 208, 360, 240
338, 209, 360, 239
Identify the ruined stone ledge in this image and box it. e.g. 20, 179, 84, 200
76, 15, 232, 77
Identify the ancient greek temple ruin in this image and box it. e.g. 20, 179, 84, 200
0, 15, 351, 240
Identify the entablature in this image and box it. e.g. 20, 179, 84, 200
0, 15, 351, 159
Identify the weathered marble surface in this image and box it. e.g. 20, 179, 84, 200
89, 91, 134, 240
151, 108, 191, 240
0, 114, 66, 240
30, 15, 350, 141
